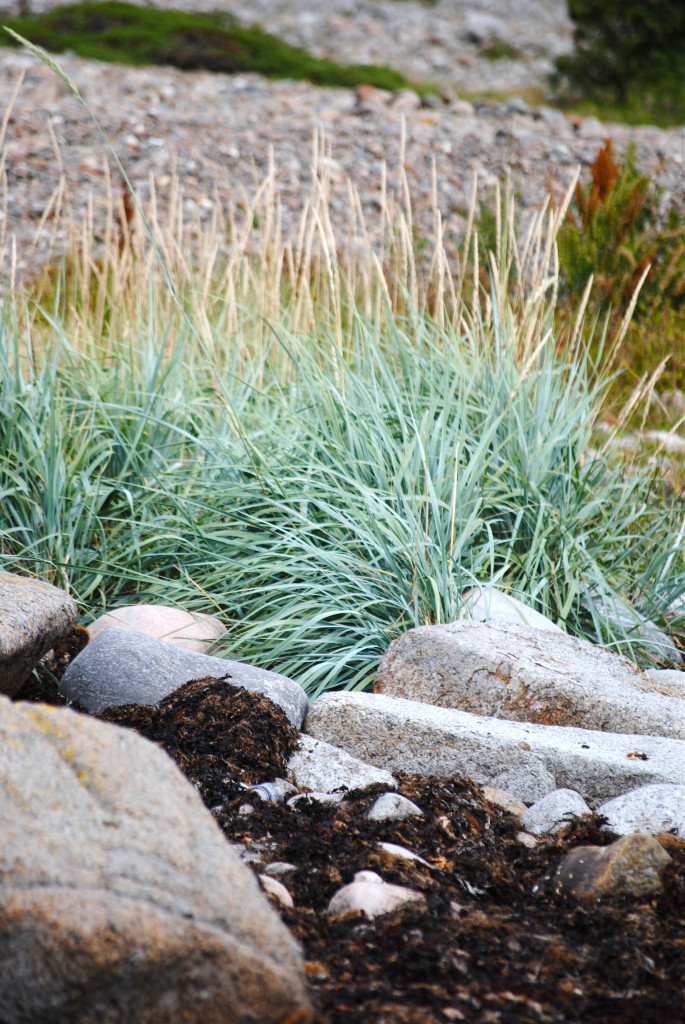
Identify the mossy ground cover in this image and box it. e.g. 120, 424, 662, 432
1, 1, 427, 93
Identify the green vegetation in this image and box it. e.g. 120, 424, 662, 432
1, 1, 422, 92
553, 0, 685, 127
479, 40, 523, 62
1, 133, 683, 688
0, 46, 682, 692
553, 140, 685, 422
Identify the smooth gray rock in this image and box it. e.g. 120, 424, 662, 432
597, 784, 685, 838
0, 572, 77, 697
59, 627, 308, 728
521, 789, 591, 835
374, 621, 684, 739
368, 792, 423, 822
460, 588, 562, 632
490, 764, 557, 804
288, 734, 396, 792
305, 691, 685, 804
647, 669, 685, 700
0, 695, 312, 1024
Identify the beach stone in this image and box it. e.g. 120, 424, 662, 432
368, 792, 424, 822
647, 669, 685, 699
490, 764, 557, 804
482, 787, 527, 817
0, 695, 312, 1024
460, 587, 562, 632
305, 691, 685, 804
597, 784, 685, 838
390, 88, 421, 111
0, 572, 77, 697
59, 627, 308, 728
522, 789, 591, 835
551, 834, 672, 899
259, 875, 294, 909
87, 604, 226, 654
288, 734, 396, 792
460, 11, 506, 45
378, 842, 431, 867
327, 871, 425, 919
374, 621, 684, 739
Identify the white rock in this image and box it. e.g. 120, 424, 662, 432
327, 871, 425, 919
522, 789, 591, 835
368, 793, 423, 822
378, 842, 430, 867
259, 875, 294, 908
288, 735, 396, 792
597, 784, 685, 838
87, 604, 226, 654
460, 588, 562, 632
287, 792, 344, 809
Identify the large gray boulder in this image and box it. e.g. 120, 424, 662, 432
0, 695, 312, 1024
374, 621, 684, 739
0, 572, 77, 697
305, 691, 685, 805
60, 627, 308, 728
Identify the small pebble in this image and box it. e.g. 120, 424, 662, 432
259, 874, 294, 908
367, 792, 424, 821
327, 870, 425, 918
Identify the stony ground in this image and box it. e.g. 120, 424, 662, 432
0, 0, 683, 286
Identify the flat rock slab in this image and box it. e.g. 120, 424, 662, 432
0, 572, 77, 697
288, 735, 396, 792
374, 621, 684, 739
305, 691, 685, 805
60, 627, 308, 728
0, 695, 312, 1024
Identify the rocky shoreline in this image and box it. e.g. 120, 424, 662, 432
0, 1, 683, 287
1, 571, 684, 1022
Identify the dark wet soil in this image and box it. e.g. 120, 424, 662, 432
16, 661, 685, 1024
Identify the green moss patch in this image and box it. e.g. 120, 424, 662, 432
2, 0, 425, 92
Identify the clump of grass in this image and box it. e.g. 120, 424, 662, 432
479, 40, 523, 62
0, 60, 682, 685
1, 1, 425, 92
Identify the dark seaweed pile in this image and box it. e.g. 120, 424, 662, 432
15, 660, 685, 1023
